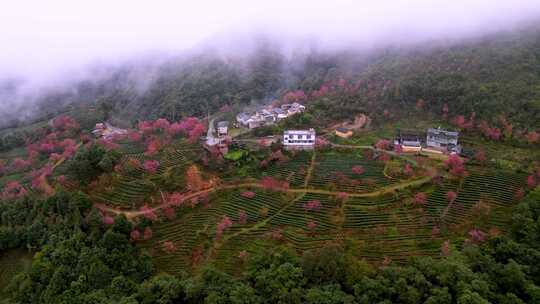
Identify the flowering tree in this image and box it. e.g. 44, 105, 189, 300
306, 221, 318, 235
143, 160, 160, 174
168, 192, 184, 207
375, 139, 391, 150
413, 192, 427, 206
303, 200, 322, 212
188, 123, 206, 143
52, 115, 79, 132
11, 158, 32, 171
240, 191, 255, 198
466, 229, 487, 244
453, 115, 466, 129
1, 181, 27, 200
403, 163, 414, 176
336, 192, 349, 203
446, 191, 457, 203
153, 118, 171, 131
162, 241, 177, 253
415, 99, 425, 111
259, 177, 289, 192
431, 226, 440, 237
238, 210, 248, 224
315, 137, 330, 149
145, 138, 161, 156
514, 188, 525, 201
216, 215, 233, 239
441, 240, 450, 256
238, 250, 248, 261
102, 214, 115, 226
140, 205, 158, 221
138, 121, 154, 134
444, 154, 467, 178
162, 206, 176, 220
526, 131, 539, 144
129, 130, 143, 142
130, 229, 141, 241
527, 175, 537, 188
143, 227, 153, 240
442, 103, 449, 119
351, 165, 364, 175
474, 149, 487, 163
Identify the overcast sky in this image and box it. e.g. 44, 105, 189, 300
1, 0, 540, 83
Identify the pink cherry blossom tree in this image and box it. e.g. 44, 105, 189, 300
303, 200, 322, 212
140, 204, 158, 221
143, 227, 153, 240
238, 210, 248, 224
162, 241, 177, 253
216, 215, 233, 239
526, 131, 539, 144
351, 165, 364, 175
413, 192, 427, 206
446, 191, 457, 203
143, 160, 160, 174
130, 229, 141, 241
527, 175, 537, 188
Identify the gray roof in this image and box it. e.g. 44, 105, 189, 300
217, 121, 229, 127
427, 128, 459, 137
236, 113, 250, 120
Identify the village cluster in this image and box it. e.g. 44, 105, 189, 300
91, 100, 460, 155
235, 102, 306, 129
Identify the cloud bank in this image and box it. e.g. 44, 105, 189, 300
0, 0, 539, 85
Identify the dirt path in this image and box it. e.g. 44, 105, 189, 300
95, 174, 432, 220
95, 140, 436, 220
303, 151, 317, 188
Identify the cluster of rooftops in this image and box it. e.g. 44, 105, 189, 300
394, 127, 461, 154
236, 102, 306, 129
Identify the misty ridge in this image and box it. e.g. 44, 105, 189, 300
1, 11, 540, 130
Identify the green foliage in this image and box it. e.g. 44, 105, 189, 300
66, 144, 120, 185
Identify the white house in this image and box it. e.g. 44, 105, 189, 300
283, 129, 316, 150
426, 127, 460, 152
217, 121, 229, 136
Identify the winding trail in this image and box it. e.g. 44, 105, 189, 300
95, 139, 439, 220
96, 173, 432, 220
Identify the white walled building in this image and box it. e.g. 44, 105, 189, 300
426, 127, 460, 153
217, 121, 229, 136
283, 129, 316, 150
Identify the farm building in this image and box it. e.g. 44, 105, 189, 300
272, 108, 288, 120
236, 112, 265, 129
426, 127, 460, 153
92, 123, 128, 140
394, 130, 422, 152
335, 127, 353, 138
217, 121, 229, 136
283, 129, 316, 150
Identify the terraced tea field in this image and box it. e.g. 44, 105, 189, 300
91, 146, 201, 208
94, 145, 528, 274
